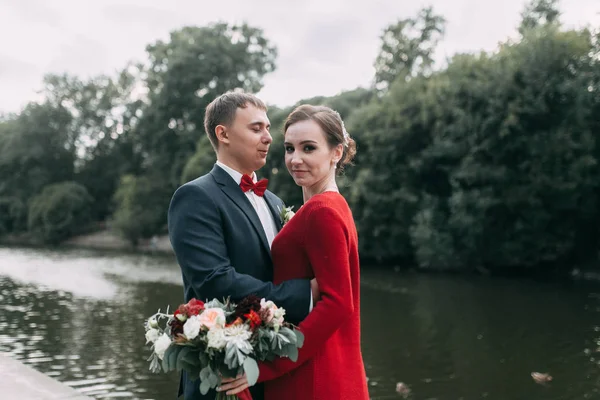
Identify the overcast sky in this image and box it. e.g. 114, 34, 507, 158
0, 0, 598, 113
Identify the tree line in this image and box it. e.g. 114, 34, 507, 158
1, 0, 599, 274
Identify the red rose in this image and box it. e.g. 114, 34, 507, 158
176, 305, 188, 317
186, 299, 205, 316
245, 310, 262, 330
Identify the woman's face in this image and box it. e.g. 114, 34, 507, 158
284, 119, 342, 188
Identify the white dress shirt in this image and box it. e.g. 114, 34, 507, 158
216, 161, 278, 247
215, 161, 313, 312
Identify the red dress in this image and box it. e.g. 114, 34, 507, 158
257, 192, 369, 400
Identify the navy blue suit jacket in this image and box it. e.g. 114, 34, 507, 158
168, 164, 311, 400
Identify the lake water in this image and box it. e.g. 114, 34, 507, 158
0, 246, 599, 399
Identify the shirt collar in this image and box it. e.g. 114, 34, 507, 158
216, 161, 257, 185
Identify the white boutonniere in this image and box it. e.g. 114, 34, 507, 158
278, 205, 295, 226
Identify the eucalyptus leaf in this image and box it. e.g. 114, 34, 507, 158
276, 332, 291, 345
278, 327, 295, 340
198, 351, 209, 367
208, 370, 219, 387
225, 342, 239, 369
286, 345, 299, 362
200, 366, 211, 381
148, 354, 162, 373
162, 345, 180, 372
183, 349, 200, 366
243, 357, 260, 386
204, 299, 226, 309
176, 347, 191, 371
271, 336, 281, 351
199, 380, 211, 395
294, 330, 305, 348
280, 327, 300, 348
224, 342, 249, 370
236, 347, 247, 367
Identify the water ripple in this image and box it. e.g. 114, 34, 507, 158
1, 247, 599, 399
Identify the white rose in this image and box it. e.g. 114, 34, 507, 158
272, 308, 286, 329
278, 206, 295, 225
260, 299, 275, 309
183, 315, 202, 340
207, 328, 227, 350
145, 328, 160, 344
153, 333, 172, 360
285, 209, 295, 221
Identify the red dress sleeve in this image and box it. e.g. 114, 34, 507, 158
257, 204, 355, 382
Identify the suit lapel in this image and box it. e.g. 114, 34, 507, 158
263, 191, 283, 232
210, 165, 271, 255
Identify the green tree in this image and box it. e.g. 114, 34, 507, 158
112, 174, 173, 246
0, 197, 26, 236
345, 77, 434, 262
374, 6, 446, 90
180, 137, 216, 184
0, 103, 75, 232
27, 182, 94, 244
349, 17, 600, 270
42, 70, 145, 220
445, 27, 599, 270
519, 0, 561, 35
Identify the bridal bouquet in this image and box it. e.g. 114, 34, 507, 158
144, 295, 304, 400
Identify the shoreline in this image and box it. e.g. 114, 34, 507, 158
64, 229, 174, 254
2, 230, 599, 283
0, 229, 174, 255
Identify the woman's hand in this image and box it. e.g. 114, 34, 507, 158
218, 373, 249, 396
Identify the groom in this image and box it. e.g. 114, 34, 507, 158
168, 91, 318, 400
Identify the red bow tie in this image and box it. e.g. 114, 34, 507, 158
240, 174, 268, 196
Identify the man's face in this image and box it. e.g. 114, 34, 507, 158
218, 104, 272, 175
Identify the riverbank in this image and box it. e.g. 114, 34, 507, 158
0, 353, 92, 399
3, 229, 600, 282
65, 230, 174, 254
0, 229, 174, 255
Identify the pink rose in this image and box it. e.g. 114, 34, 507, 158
260, 299, 276, 324
197, 308, 225, 330
260, 299, 285, 328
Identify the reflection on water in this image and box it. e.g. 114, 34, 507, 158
0, 246, 183, 399
0, 246, 599, 399
360, 270, 600, 400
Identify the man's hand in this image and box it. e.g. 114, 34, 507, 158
310, 278, 320, 303
218, 373, 249, 395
